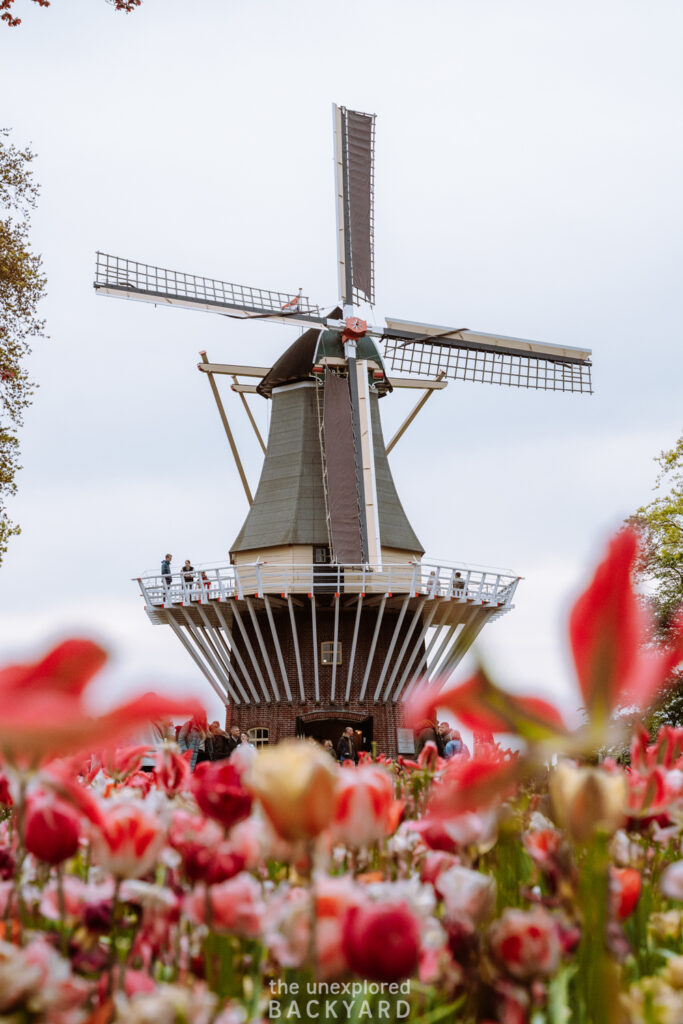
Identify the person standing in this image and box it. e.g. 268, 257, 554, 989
161, 553, 173, 590
182, 560, 195, 586
415, 719, 445, 757
337, 726, 358, 764
178, 715, 207, 771
444, 728, 470, 760
226, 725, 242, 757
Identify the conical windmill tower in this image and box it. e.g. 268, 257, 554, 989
94, 106, 592, 755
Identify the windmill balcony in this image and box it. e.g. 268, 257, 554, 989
137, 561, 519, 615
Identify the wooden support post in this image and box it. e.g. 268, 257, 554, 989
199, 351, 253, 505
232, 375, 266, 453
386, 372, 446, 454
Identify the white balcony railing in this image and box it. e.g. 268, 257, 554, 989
136, 560, 520, 611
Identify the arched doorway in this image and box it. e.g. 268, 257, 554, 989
295, 715, 373, 753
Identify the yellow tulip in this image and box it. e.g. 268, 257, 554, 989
246, 739, 339, 843
549, 761, 626, 843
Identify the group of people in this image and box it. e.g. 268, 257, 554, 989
322, 726, 360, 763
177, 718, 256, 771
161, 555, 210, 592
415, 718, 470, 759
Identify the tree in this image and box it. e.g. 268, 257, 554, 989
1, 0, 141, 27
628, 433, 683, 728
0, 129, 46, 564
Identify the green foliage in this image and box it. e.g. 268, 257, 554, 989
629, 434, 683, 639
0, 128, 46, 566
628, 434, 683, 729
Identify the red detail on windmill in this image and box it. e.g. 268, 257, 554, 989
342, 317, 367, 343
281, 289, 302, 311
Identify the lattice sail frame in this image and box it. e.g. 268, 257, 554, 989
384, 338, 593, 393
94, 252, 320, 318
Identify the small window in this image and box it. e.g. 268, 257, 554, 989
321, 641, 342, 665
248, 727, 269, 748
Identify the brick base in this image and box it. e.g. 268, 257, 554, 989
224, 602, 422, 756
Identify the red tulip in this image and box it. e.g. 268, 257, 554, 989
569, 529, 683, 724
191, 761, 253, 830
24, 790, 80, 865
154, 745, 191, 795
610, 867, 642, 919
342, 902, 420, 982
0, 639, 205, 761
0, 771, 12, 807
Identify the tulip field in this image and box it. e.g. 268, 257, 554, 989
0, 530, 682, 1023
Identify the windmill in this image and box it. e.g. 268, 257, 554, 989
94, 105, 592, 755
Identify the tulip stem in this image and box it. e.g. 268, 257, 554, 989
575, 834, 617, 1024
56, 864, 68, 957
307, 843, 318, 973
106, 878, 122, 996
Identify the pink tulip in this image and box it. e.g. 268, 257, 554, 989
660, 860, 683, 901
91, 800, 165, 878
490, 907, 562, 979
331, 764, 399, 848
436, 864, 496, 926
184, 873, 265, 937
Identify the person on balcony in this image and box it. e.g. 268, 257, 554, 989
182, 560, 195, 586
161, 553, 172, 590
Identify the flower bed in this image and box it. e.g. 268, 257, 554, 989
0, 530, 682, 1023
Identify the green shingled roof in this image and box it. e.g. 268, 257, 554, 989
230, 385, 423, 557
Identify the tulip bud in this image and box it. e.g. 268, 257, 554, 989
192, 761, 252, 830
246, 740, 338, 843
24, 791, 80, 865
549, 762, 626, 843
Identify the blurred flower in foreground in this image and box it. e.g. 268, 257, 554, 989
549, 762, 627, 843
246, 739, 338, 843
342, 902, 420, 982
489, 906, 562, 980
0, 638, 205, 763
407, 529, 683, 779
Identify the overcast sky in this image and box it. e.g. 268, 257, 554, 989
1, 0, 681, 726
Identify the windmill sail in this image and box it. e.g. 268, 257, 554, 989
382, 318, 593, 393
333, 105, 376, 306
94, 252, 326, 330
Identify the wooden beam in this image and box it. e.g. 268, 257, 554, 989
232, 375, 266, 452
198, 361, 271, 377
230, 383, 259, 394
199, 351, 253, 506
388, 376, 448, 390
386, 371, 446, 454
